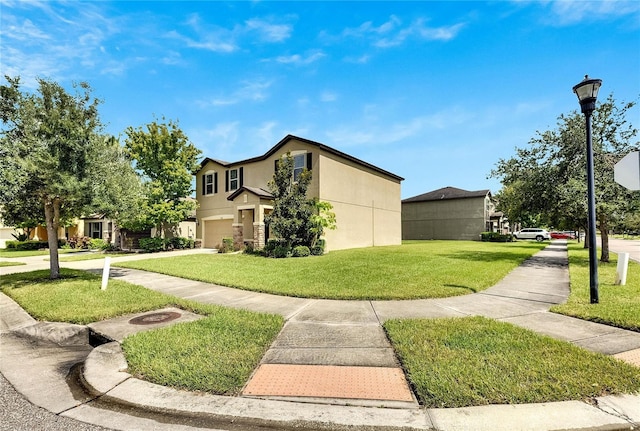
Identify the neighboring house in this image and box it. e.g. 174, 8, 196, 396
402, 186, 501, 241
195, 134, 404, 251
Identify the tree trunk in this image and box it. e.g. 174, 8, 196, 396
584, 227, 590, 249
599, 216, 610, 262
44, 197, 61, 279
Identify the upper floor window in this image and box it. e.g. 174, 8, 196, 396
230, 169, 239, 190
293, 154, 305, 182
225, 167, 243, 192
202, 171, 217, 195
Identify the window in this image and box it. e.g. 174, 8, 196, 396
293, 154, 305, 182
226, 167, 243, 192
89, 222, 102, 239
229, 168, 239, 190
202, 172, 217, 195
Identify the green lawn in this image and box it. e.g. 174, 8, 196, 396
0, 261, 26, 267
384, 316, 640, 408
116, 241, 548, 300
0, 248, 82, 258
551, 244, 640, 331
0, 269, 283, 395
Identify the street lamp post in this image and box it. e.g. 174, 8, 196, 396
572, 75, 602, 304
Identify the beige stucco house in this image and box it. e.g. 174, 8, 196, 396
402, 186, 502, 241
195, 135, 403, 251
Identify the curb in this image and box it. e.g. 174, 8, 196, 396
79, 340, 640, 431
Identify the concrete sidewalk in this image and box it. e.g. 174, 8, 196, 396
2, 241, 640, 430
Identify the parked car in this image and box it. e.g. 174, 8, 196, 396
550, 231, 577, 239
513, 228, 550, 241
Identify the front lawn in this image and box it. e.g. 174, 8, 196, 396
551, 244, 640, 331
0, 269, 283, 395
385, 316, 640, 408
116, 241, 548, 300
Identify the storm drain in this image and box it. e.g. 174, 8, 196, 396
128, 311, 182, 325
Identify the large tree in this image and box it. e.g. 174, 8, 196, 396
0, 76, 103, 278
491, 95, 639, 261
124, 119, 201, 240
90, 135, 149, 247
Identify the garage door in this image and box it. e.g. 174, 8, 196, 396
203, 220, 233, 249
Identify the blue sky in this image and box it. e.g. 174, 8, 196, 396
2, 1, 639, 199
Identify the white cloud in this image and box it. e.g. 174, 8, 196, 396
548, 0, 640, 25
339, 15, 465, 49
320, 91, 338, 102
274, 51, 326, 65
245, 18, 292, 42
198, 79, 273, 107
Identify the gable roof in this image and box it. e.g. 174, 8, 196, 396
198, 134, 404, 182
402, 186, 491, 203
226, 186, 274, 201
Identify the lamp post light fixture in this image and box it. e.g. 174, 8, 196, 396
572, 75, 602, 304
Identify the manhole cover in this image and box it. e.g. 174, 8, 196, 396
129, 311, 182, 325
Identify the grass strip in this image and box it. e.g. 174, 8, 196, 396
0, 269, 283, 395
116, 241, 547, 300
0, 261, 26, 267
551, 244, 640, 331
0, 248, 82, 258
384, 316, 640, 408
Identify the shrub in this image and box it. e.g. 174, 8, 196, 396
273, 245, 290, 258
311, 239, 325, 256
139, 237, 165, 253
90, 238, 108, 250
11, 232, 29, 241
5, 240, 49, 250
292, 245, 310, 257
481, 232, 513, 242
217, 237, 235, 253
168, 237, 195, 250
68, 236, 92, 249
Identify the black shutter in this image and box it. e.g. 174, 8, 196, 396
274, 159, 279, 172
201, 174, 205, 195
306, 152, 312, 170
239, 167, 244, 187
225, 170, 229, 192
214, 172, 218, 194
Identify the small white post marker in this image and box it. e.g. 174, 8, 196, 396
101, 256, 111, 290
615, 252, 629, 286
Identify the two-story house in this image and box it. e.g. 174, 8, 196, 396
195, 135, 403, 251
402, 186, 499, 241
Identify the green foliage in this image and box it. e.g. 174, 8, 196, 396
11, 232, 29, 241
491, 95, 640, 261
291, 245, 310, 257
5, 240, 48, 250
264, 153, 336, 255
124, 118, 201, 238
480, 232, 513, 242
139, 237, 165, 253
89, 238, 109, 250
217, 237, 235, 253
0, 76, 106, 279
167, 236, 195, 250
265, 153, 312, 249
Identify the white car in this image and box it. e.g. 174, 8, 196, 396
513, 228, 550, 242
